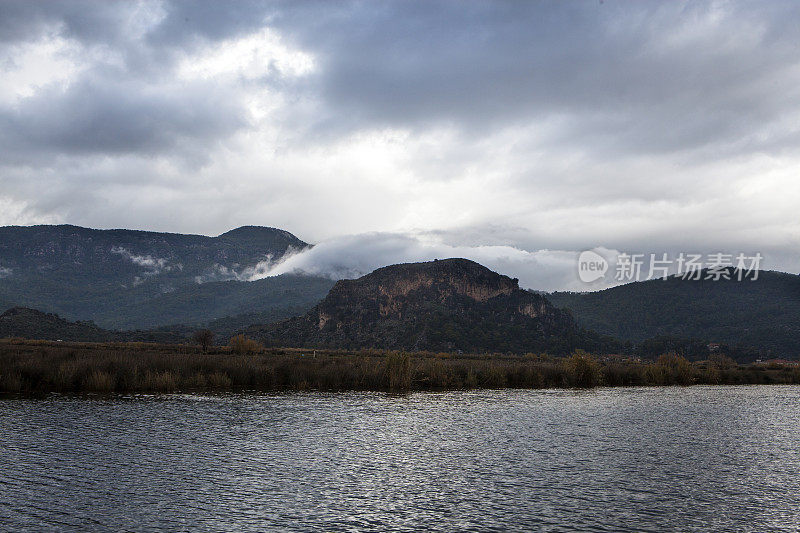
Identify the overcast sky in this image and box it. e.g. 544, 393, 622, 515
1, 0, 799, 289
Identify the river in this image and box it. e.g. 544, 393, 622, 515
1, 386, 799, 531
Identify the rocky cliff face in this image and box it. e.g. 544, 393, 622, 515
250, 258, 582, 354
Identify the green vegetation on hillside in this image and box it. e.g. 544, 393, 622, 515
0, 307, 189, 343
548, 270, 800, 359
0, 224, 327, 330
99, 275, 334, 330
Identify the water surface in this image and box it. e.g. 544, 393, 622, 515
1, 386, 799, 531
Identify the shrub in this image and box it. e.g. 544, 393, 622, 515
603, 363, 646, 386
709, 353, 736, 370
229, 335, 263, 355
562, 350, 601, 388
651, 353, 694, 385
192, 329, 215, 352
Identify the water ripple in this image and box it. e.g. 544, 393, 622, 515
1, 386, 799, 531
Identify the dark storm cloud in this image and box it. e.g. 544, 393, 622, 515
4, 1, 800, 159
0, 0, 798, 283
0, 0, 273, 159
0, 1, 129, 44
0, 0, 266, 46
265, 0, 800, 156
1, 75, 247, 157
145, 0, 273, 45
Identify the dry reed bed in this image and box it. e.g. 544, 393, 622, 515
0, 340, 798, 393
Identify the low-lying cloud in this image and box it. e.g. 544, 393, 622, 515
110, 246, 179, 276
193, 248, 303, 284
1, 1, 799, 273
248, 232, 621, 292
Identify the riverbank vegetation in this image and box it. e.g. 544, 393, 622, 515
0, 339, 798, 394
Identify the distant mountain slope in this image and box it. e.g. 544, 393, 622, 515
0, 224, 330, 329
249, 258, 613, 354
0, 307, 187, 343
548, 270, 800, 357
0, 224, 306, 286
104, 274, 335, 330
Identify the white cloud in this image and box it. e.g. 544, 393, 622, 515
0, 196, 59, 226
248, 232, 623, 292
0, 34, 83, 105
1, 1, 799, 281
177, 28, 315, 81
193, 246, 305, 283
110, 247, 179, 277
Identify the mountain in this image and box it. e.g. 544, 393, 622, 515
0, 224, 332, 330
0, 307, 188, 343
85, 274, 335, 331
249, 258, 610, 354
548, 270, 800, 357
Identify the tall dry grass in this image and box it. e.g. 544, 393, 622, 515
0, 340, 798, 394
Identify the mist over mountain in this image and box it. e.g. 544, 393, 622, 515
0, 224, 331, 329
0, 224, 305, 283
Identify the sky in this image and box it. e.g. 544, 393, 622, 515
1, 0, 799, 290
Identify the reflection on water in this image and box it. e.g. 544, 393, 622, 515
1, 386, 800, 532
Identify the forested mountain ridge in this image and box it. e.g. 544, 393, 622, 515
548, 270, 800, 357
0, 224, 305, 284
0, 224, 332, 329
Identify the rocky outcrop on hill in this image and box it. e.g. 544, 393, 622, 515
249, 258, 584, 353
